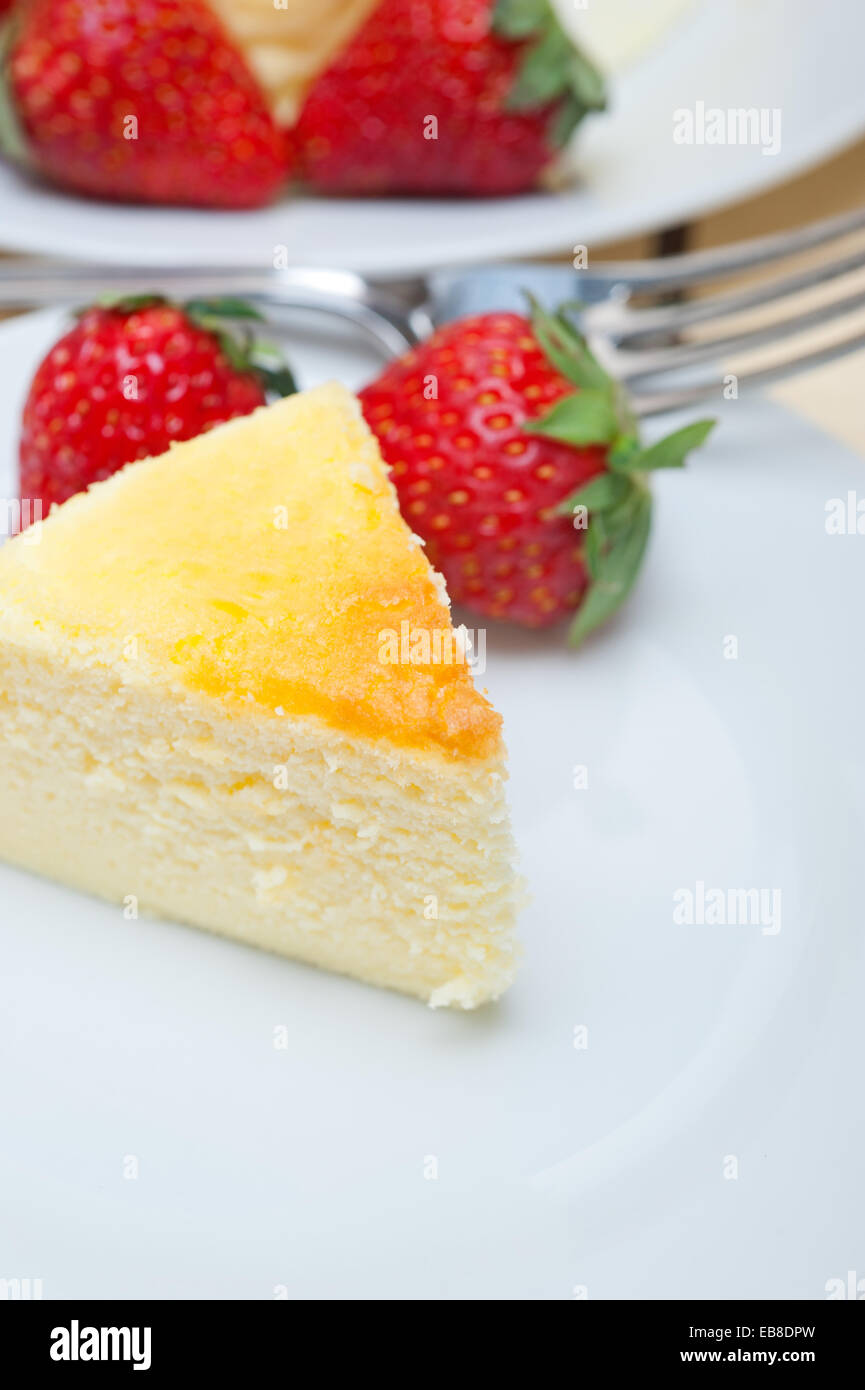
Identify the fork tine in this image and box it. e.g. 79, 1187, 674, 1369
588, 245, 865, 346
593, 244, 865, 348
581, 205, 865, 292
629, 324, 865, 417
600, 281, 865, 384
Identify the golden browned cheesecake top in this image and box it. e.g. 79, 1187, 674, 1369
0, 384, 502, 759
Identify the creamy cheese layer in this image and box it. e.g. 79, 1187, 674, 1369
0, 646, 519, 1006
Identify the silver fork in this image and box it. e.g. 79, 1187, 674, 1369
2, 205, 865, 416
575, 205, 865, 415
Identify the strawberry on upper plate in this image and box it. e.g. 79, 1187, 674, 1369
295, 0, 606, 195
0, 0, 288, 208
0, 0, 606, 204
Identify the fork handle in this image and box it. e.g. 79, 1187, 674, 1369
0, 261, 433, 357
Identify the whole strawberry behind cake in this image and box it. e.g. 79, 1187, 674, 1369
0, 0, 606, 205
359, 302, 714, 642
18, 296, 296, 514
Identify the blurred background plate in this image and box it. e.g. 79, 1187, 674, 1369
0, 308, 863, 1297
0, 0, 864, 271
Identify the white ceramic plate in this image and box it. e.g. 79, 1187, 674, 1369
0, 309, 863, 1299
1, 0, 865, 272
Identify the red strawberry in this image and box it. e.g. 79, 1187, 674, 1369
295, 0, 605, 196
360, 305, 714, 642
1, 0, 287, 208
19, 297, 295, 519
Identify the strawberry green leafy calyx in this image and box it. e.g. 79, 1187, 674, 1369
0, 14, 28, 168
492, 0, 606, 145
524, 300, 715, 647
180, 298, 298, 399
92, 295, 297, 400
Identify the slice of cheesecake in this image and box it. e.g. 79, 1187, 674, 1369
0, 383, 520, 1007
